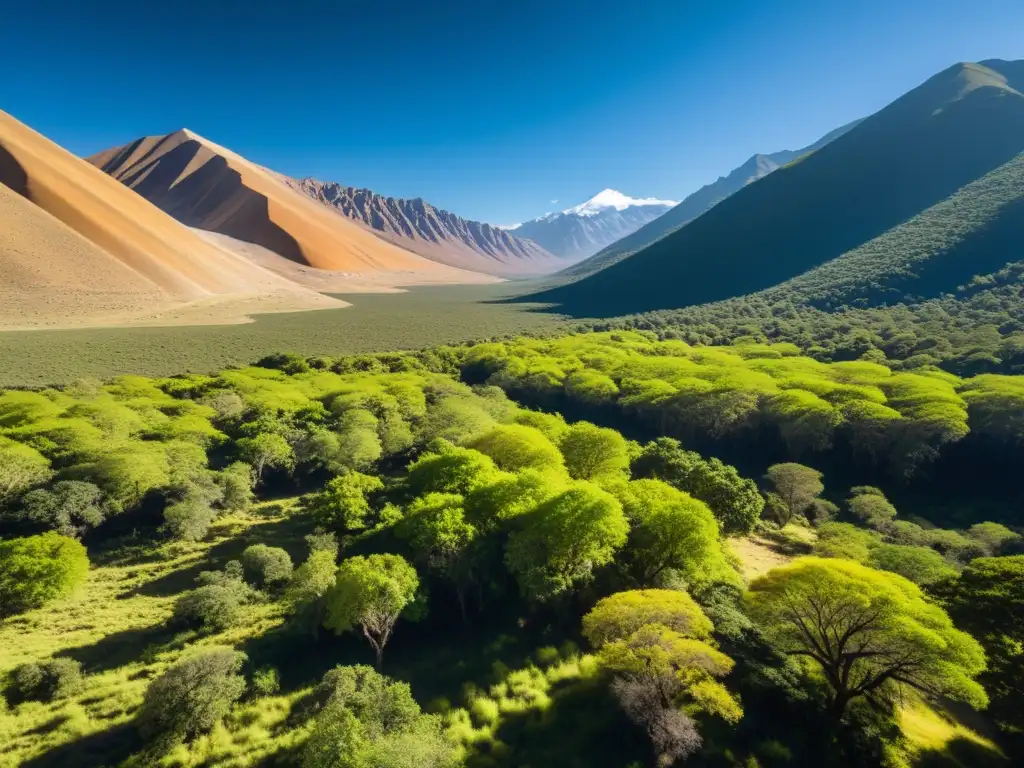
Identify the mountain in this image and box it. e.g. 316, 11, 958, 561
88, 131, 497, 290
0, 110, 343, 329
529, 60, 1024, 316
290, 179, 559, 276
509, 189, 678, 261
560, 119, 862, 279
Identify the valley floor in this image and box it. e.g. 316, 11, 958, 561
0, 284, 567, 388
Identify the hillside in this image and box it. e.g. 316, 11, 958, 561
0, 110, 343, 329
510, 189, 677, 260
292, 178, 560, 276
529, 60, 1024, 316
88, 131, 497, 289
560, 119, 862, 279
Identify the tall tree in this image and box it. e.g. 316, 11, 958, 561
323, 554, 420, 668
746, 557, 987, 719
763, 463, 824, 525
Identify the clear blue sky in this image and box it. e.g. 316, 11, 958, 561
1, 0, 1021, 225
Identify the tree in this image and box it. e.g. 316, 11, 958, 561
936, 556, 1024, 746
241, 544, 294, 590
867, 544, 958, 586
813, 522, 879, 562
303, 665, 458, 768
582, 589, 714, 647
965, 522, 1022, 556
633, 438, 763, 535
847, 489, 898, 528
398, 493, 478, 620
463, 467, 568, 530
0, 532, 89, 614
216, 462, 256, 512
468, 424, 565, 472
558, 421, 630, 481
19, 481, 107, 537
745, 557, 987, 719
505, 483, 629, 600
405, 440, 501, 496
323, 554, 420, 668
0, 436, 51, 508
611, 677, 702, 767
237, 433, 295, 484
308, 471, 384, 531
285, 533, 340, 637
335, 409, 384, 470
162, 483, 220, 542
615, 479, 729, 587
137, 647, 247, 744
763, 463, 824, 524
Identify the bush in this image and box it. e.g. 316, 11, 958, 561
137, 647, 247, 744
9, 658, 83, 702
251, 666, 280, 697
173, 568, 258, 632
868, 544, 959, 586
241, 544, 294, 590
0, 532, 89, 614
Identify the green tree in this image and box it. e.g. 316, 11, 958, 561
615, 479, 729, 587
813, 522, 879, 562
309, 471, 385, 531
763, 463, 824, 524
285, 533, 340, 637
303, 665, 457, 768
398, 493, 478, 620
237, 433, 295, 484
632, 438, 763, 535
745, 557, 987, 719
0, 532, 89, 614
405, 440, 501, 496
582, 589, 714, 647
241, 544, 294, 590
505, 483, 629, 600
19, 481, 107, 537
468, 424, 565, 472
965, 522, 1021, 556
558, 421, 631, 481
867, 543, 958, 586
137, 647, 247, 745
217, 461, 255, 513
0, 436, 51, 508
847, 488, 898, 528
323, 554, 420, 668
936, 556, 1024, 745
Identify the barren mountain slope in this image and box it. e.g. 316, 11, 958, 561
89, 131, 497, 285
292, 179, 560, 276
0, 110, 344, 328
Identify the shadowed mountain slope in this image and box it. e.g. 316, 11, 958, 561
560, 119, 862, 280
529, 60, 1024, 316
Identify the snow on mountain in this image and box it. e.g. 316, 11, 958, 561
510, 189, 677, 261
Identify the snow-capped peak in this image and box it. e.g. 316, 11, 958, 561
565, 189, 678, 217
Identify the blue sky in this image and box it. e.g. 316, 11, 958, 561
1, 0, 1021, 225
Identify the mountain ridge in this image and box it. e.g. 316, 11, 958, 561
290, 177, 559, 276
529, 60, 1024, 316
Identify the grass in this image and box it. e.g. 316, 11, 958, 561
728, 523, 817, 583
899, 700, 1006, 767
0, 283, 568, 388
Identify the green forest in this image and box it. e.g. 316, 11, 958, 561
2, 339, 1021, 767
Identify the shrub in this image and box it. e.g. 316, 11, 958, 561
0, 532, 89, 614
18, 481, 108, 538
173, 569, 258, 632
241, 544, 294, 590
867, 544, 959, 586
9, 658, 83, 702
251, 666, 281, 697
137, 647, 247, 744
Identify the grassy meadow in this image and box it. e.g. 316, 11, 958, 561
0, 284, 567, 388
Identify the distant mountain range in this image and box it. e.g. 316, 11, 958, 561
509, 189, 678, 261
530, 59, 1024, 316
561, 119, 863, 279
291, 178, 557, 275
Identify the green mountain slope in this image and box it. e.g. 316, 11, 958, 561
529, 60, 1024, 316
559, 120, 862, 281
